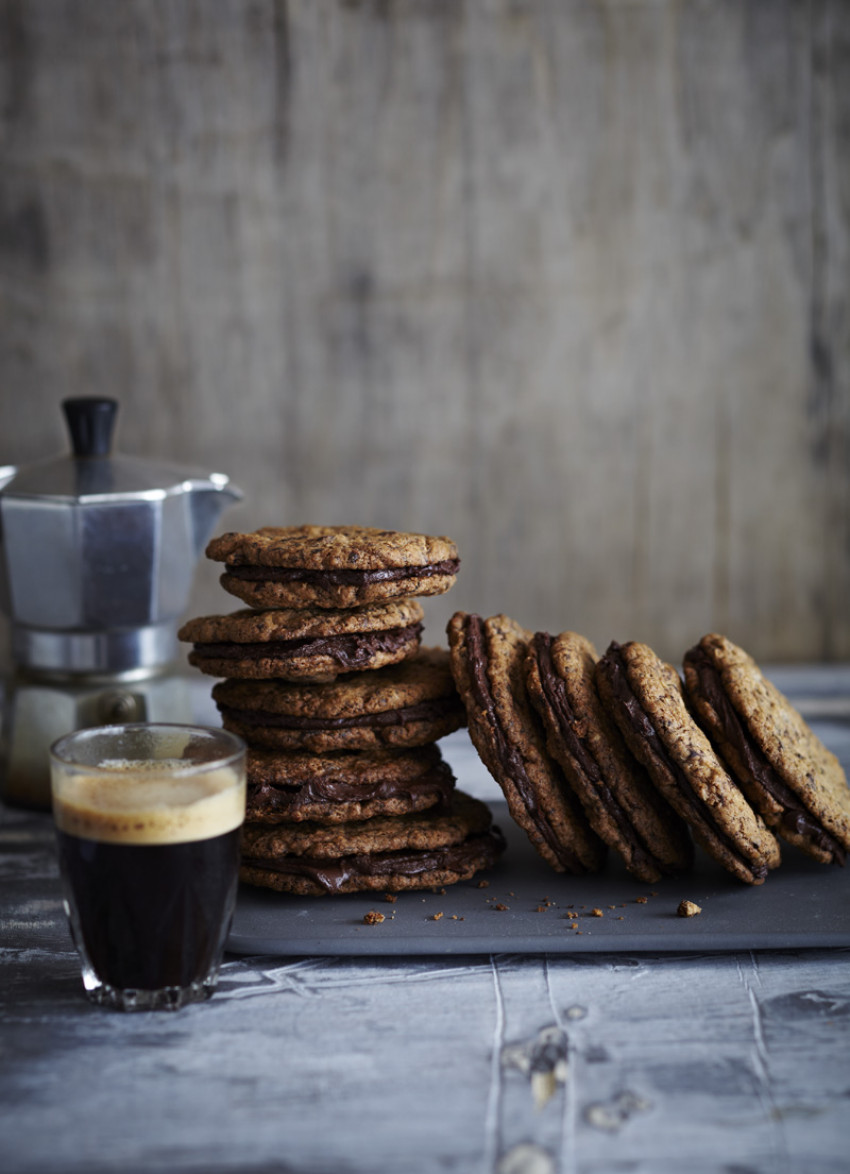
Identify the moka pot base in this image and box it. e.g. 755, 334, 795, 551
1, 666, 194, 810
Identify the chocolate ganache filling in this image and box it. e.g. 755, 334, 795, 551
195, 623, 422, 670
601, 643, 768, 881
465, 615, 586, 873
227, 559, 460, 586
532, 633, 665, 875
685, 646, 845, 864
249, 759, 455, 813
242, 829, 506, 894
218, 695, 461, 731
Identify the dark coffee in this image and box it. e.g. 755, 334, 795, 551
51, 743, 245, 1005
56, 827, 241, 991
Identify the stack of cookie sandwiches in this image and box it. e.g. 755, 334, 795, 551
449, 612, 850, 885
179, 525, 505, 895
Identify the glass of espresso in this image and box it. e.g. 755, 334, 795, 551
50, 723, 246, 1012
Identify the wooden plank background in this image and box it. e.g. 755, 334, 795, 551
0, 0, 848, 663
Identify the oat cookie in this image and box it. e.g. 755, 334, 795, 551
447, 612, 606, 874
213, 647, 466, 752
245, 743, 456, 824
178, 599, 423, 681
239, 790, 506, 895
526, 631, 693, 883
595, 640, 780, 885
683, 633, 850, 865
208, 524, 460, 610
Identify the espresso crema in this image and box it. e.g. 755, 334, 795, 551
52, 759, 245, 846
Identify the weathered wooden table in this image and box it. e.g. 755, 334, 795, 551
2, 669, 849, 1174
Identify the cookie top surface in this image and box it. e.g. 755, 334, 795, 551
247, 743, 446, 788
213, 646, 458, 718
596, 640, 780, 883
683, 633, 850, 860
178, 599, 424, 645
207, 525, 458, 571
448, 611, 605, 874
526, 631, 692, 882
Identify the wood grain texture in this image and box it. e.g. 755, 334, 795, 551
0, 0, 848, 663
2, 802, 849, 1174
3, 668, 850, 1173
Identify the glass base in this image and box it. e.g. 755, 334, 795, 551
82, 970, 217, 1012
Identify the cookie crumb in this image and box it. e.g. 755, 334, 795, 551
590, 908, 604, 918
477, 880, 490, 888
493, 903, 509, 911
569, 921, 578, 930
431, 912, 444, 921
363, 911, 385, 925
535, 905, 548, 913
677, 900, 702, 918
384, 893, 397, 903
635, 896, 648, 904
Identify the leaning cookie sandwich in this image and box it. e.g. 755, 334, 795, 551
683, 633, 850, 865
595, 640, 780, 884
526, 630, 692, 883
447, 612, 605, 874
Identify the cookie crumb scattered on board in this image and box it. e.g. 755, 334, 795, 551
430, 912, 443, 921
677, 900, 702, 918
363, 910, 385, 925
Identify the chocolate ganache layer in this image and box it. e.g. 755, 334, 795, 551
226, 559, 460, 587
465, 616, 586, 873
248, 759, 455, 813
194, 623, 422, 669
532, 633, 665, 876
241, 829, 506, 895
685, 646, 845, 864
601, 643, 768, 881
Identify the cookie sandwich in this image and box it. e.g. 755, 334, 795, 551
178, 599, 424, 682
240, 790, 506, 895
526, 631, 693, 883
683, 633, 850, 865
213, 647, 467, 753
245, 743, 457, 825
208, 524, 460, 611
447, 612, 606, 874
596, 640, 780, 884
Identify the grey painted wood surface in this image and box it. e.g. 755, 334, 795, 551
2, 668, 850, 1174
3, 818, 850, 1174
1, 0, 849, 663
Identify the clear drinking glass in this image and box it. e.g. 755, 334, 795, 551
50, 723, 246, 1012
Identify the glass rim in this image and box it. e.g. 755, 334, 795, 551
49, 722, 246, 771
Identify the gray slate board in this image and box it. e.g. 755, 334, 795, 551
227, 799, 850, 956
229, 702, 850, 957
